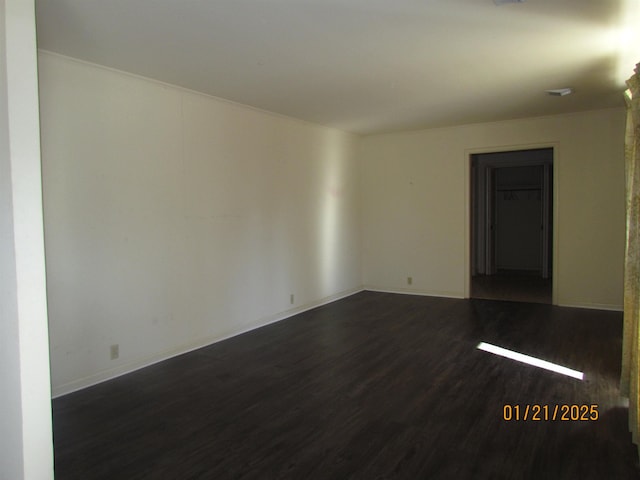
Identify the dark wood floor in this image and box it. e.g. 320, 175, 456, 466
472, 271, 552, 304
52, 291, 639, 479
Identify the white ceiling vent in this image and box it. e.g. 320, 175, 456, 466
545, 88, 573, 97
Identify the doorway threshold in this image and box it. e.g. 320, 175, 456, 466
471, 272, 551, 304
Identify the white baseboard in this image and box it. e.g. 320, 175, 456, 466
556, 302, 623, 312
363, 287, 623, 312
363, 286, 464, 299
52, 286, 364, 398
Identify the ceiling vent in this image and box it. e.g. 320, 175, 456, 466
494, 0, 525, 4
545, 88, 573, 97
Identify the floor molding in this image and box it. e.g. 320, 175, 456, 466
362, 286, 464, 299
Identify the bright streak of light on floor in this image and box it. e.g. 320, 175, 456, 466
477, 342, 584, 380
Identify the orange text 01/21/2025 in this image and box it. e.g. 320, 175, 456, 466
503, 404, 599, 421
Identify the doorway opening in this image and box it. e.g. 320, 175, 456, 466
470, 148, 553, 304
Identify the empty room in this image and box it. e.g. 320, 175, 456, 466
3, 0, 640, 478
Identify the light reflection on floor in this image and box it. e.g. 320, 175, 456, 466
477, 341, 584, 380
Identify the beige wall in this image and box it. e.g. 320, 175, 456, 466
39, 52, 361, 396
360, 108, 626, 310
40, 49, 627, 397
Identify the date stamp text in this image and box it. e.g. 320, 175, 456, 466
503, 404, 599, 421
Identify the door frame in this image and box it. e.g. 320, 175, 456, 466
464, 143, 558, 304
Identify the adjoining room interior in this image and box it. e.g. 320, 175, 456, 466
470, 148, 554, 304
3, 1, 640, 479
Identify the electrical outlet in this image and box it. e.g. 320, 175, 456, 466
290, 294, 295, 305
407, 277, 413, 285
110, 344, 119, 360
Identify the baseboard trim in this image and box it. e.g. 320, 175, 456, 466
363, 286, 465, 299
52, 286, 365, 398
362, 287, 623, 312
556, 302, 623, 312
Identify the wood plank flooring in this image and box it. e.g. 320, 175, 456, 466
52, 291, 639, 479
471, 272, 552, 304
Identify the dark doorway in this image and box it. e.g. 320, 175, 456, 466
470, 148, 553, 303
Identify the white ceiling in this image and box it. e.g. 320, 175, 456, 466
35, 0, 637, 135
